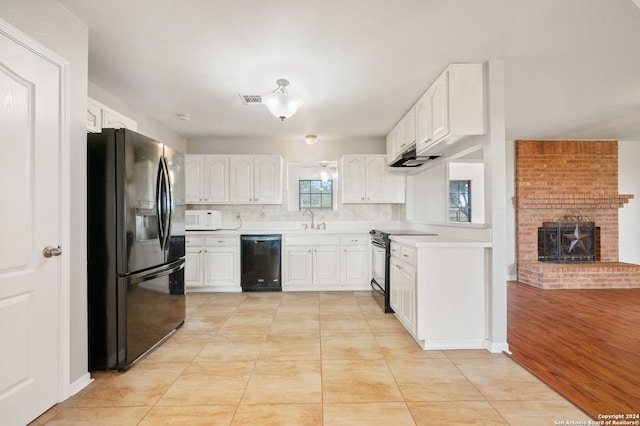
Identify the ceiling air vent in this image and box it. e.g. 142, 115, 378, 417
239, 94, 262, 105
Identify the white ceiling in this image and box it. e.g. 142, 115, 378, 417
59, 0, 640, 143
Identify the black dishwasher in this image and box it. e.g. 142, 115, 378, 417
241, 235, 282, 291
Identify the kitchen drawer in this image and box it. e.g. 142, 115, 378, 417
204, 235, 239, 247
390, 242, 401, 258
340, 235, 369, 245
185, 235, 204, 247
284, 234, 341, 246
400, 246, 417, 267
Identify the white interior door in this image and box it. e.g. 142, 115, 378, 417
0, 27, 62, 425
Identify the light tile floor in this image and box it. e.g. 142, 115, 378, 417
32, 291, 591, 425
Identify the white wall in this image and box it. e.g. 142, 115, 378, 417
0, 0, 89, 386
89, 81, 187, 153
619, 140, 640, 263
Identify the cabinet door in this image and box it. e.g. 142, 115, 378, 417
185, 250, 203, 288
253, 156, 282, 204
430, 70, 450, 143
204, 247, 239, 287
185, 155, 204, 203
341, 156, 366, 203
229, 157, 254, 203
313, 247, 340, 285
101, 108, 138, 131
285, 248, 313, 286
389, 257, 402, 313
394, 107, 415, 155
400, 265, 417, 335
341, 245, 368, 285
385, 130, 396, 165
365, 156, 385, 202
415, 90, 434, 154
87, 98, 102, 133
203, 156, 228, 203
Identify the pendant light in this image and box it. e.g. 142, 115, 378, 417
262, 79, 303, 121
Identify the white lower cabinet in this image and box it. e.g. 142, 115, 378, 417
283, 233, 370, 291
389, 246, 417, 336
185, 234, 240, 291
389, 241, 487, 350
340, 235, 369, 286
284, 245, 340, 289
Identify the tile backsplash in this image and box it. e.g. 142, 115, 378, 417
186, 203, 405, 223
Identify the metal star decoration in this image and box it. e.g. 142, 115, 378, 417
563, 224, 591, 253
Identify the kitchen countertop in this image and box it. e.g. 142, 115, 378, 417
389, 234, 492, 248
185, 222, 492, 247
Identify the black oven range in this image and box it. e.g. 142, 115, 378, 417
369, 229, 437, 313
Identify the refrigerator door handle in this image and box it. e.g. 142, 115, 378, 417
156, 158, 166, 250
161, 156, 173, 250
129, 261, 185, 285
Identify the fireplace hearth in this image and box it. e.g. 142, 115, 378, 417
538, 218, 596, 263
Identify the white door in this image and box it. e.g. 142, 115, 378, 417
0, 27, 62, 425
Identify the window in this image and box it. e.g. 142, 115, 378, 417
299, 180, 333, 211
449, 180, 471, 222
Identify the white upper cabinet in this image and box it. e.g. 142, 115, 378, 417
394, 106, 416, 157
253, 156, 282, 203
86, 97, 137, 133
389, 63, 487, 162
229, 155, 282, 204
186, 154, 281, 205
229, 156, 254, 203
416, 63, 486, 156
185, 155, 229, 204
341, 155, 405, 203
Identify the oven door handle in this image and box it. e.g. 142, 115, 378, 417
371, 240, 386, 249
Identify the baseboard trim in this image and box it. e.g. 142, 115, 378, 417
66, 373, 93, 399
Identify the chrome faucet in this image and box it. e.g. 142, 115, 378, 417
303, 208, 315, 229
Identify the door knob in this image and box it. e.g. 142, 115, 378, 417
43, 246, 62, 258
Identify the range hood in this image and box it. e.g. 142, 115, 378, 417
389, 146, 441, 168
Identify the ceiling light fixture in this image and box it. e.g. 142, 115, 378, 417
305, 134, 317, 145
262, 79, 303, 121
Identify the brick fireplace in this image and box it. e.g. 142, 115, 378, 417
515, 140, 639, 289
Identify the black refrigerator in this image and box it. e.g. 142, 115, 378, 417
87, 128, 186, 370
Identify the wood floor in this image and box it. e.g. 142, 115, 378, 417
507, 281, 640, 418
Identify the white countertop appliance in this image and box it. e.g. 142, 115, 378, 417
185, 209, 222, 231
